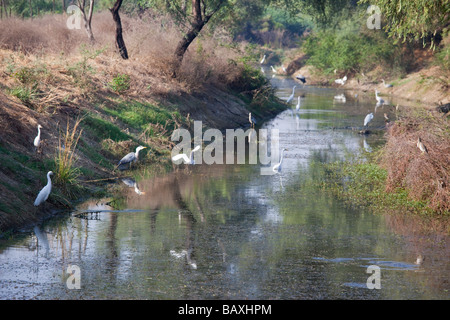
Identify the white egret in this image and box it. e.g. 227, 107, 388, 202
270, 65, 277, 73
364, 112, 374, 127
295, 96, 301, 111
382, 79, 393, 88
375, 90, 385, 105
417, 137, 428, 154
260, 55, 266, 64
248, 112, 257, 128
34, 171, 53, 207
282, 66, 287, 73
286, 86, 297, 104
33, 124, 42, 151
116, 146, 147, 169
172, 145, 201, 165
335, 75, 347, 85
272, 148, 287, 173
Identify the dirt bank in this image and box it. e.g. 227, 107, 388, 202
0, 45, 285, 234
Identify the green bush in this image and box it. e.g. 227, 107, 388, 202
108, 74, 131, 94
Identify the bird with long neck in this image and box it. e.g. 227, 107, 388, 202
287, 86, 297, 104
34, 171, 53, 207
34, 124, 42, 152
116, 146, 147, 169
272, 148, 287, 173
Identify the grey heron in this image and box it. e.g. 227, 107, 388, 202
34, 124, 42, 151
34, 171, 53, 207
364, 112, 374, 127
117, 146, 147, 169
286, 86, 297, 104
417, 137, 428, 154
172, 145, 201, 165
272, 148, 287, 173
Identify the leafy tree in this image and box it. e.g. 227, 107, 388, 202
359, 0, 450, 48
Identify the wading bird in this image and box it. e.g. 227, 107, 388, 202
382, 79, 393, 88
296, 96, 301, 111
172, 145, 201, 165
260, 55, 266, 64
34, 171, 53, 207
116, 146, 147, 169
417, 137, 428, 154
272, 148, 287, 173
375, 90, 385, 105
335, 75, 347, 85
286, 86, 297, 104
34, 124, 43, 152
270, 65, 277, 73
364, 112, 374, 127
248, 112, 257, 128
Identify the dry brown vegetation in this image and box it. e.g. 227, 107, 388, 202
0, 11, 250, 99
382, 109, 450, 214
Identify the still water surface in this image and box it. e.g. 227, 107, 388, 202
0, 77, 448, 299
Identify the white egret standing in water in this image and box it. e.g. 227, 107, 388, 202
364, 112, 374, 127
272, 148, 287, 173
34, 171, 53, 207
172, 145, 201, 164
260, 55, 266, 64
286, 86, 297, 104
116, 146, 147, 169
34, 124, 43, 152
295, 96, 301, 111
375, 90, 385, 105
270, 65, 276, 73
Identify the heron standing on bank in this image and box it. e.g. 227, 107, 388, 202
34, 171, 53, 207
116, 146, 147, 169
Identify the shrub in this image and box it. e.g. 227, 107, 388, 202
108, 74, 131, 94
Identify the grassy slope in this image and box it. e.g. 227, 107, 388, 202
0, 14, 286, 234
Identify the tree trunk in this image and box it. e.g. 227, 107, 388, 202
171, 0, 225, 78
29, 0, 33, 18
77, 0, 95, 42
62, 0, 66, 14
110, 0, 128, 59
172, 22, 205, 78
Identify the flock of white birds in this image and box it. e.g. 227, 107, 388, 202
30, 56, 426, 208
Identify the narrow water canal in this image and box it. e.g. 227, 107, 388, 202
0, 76, 448, 299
